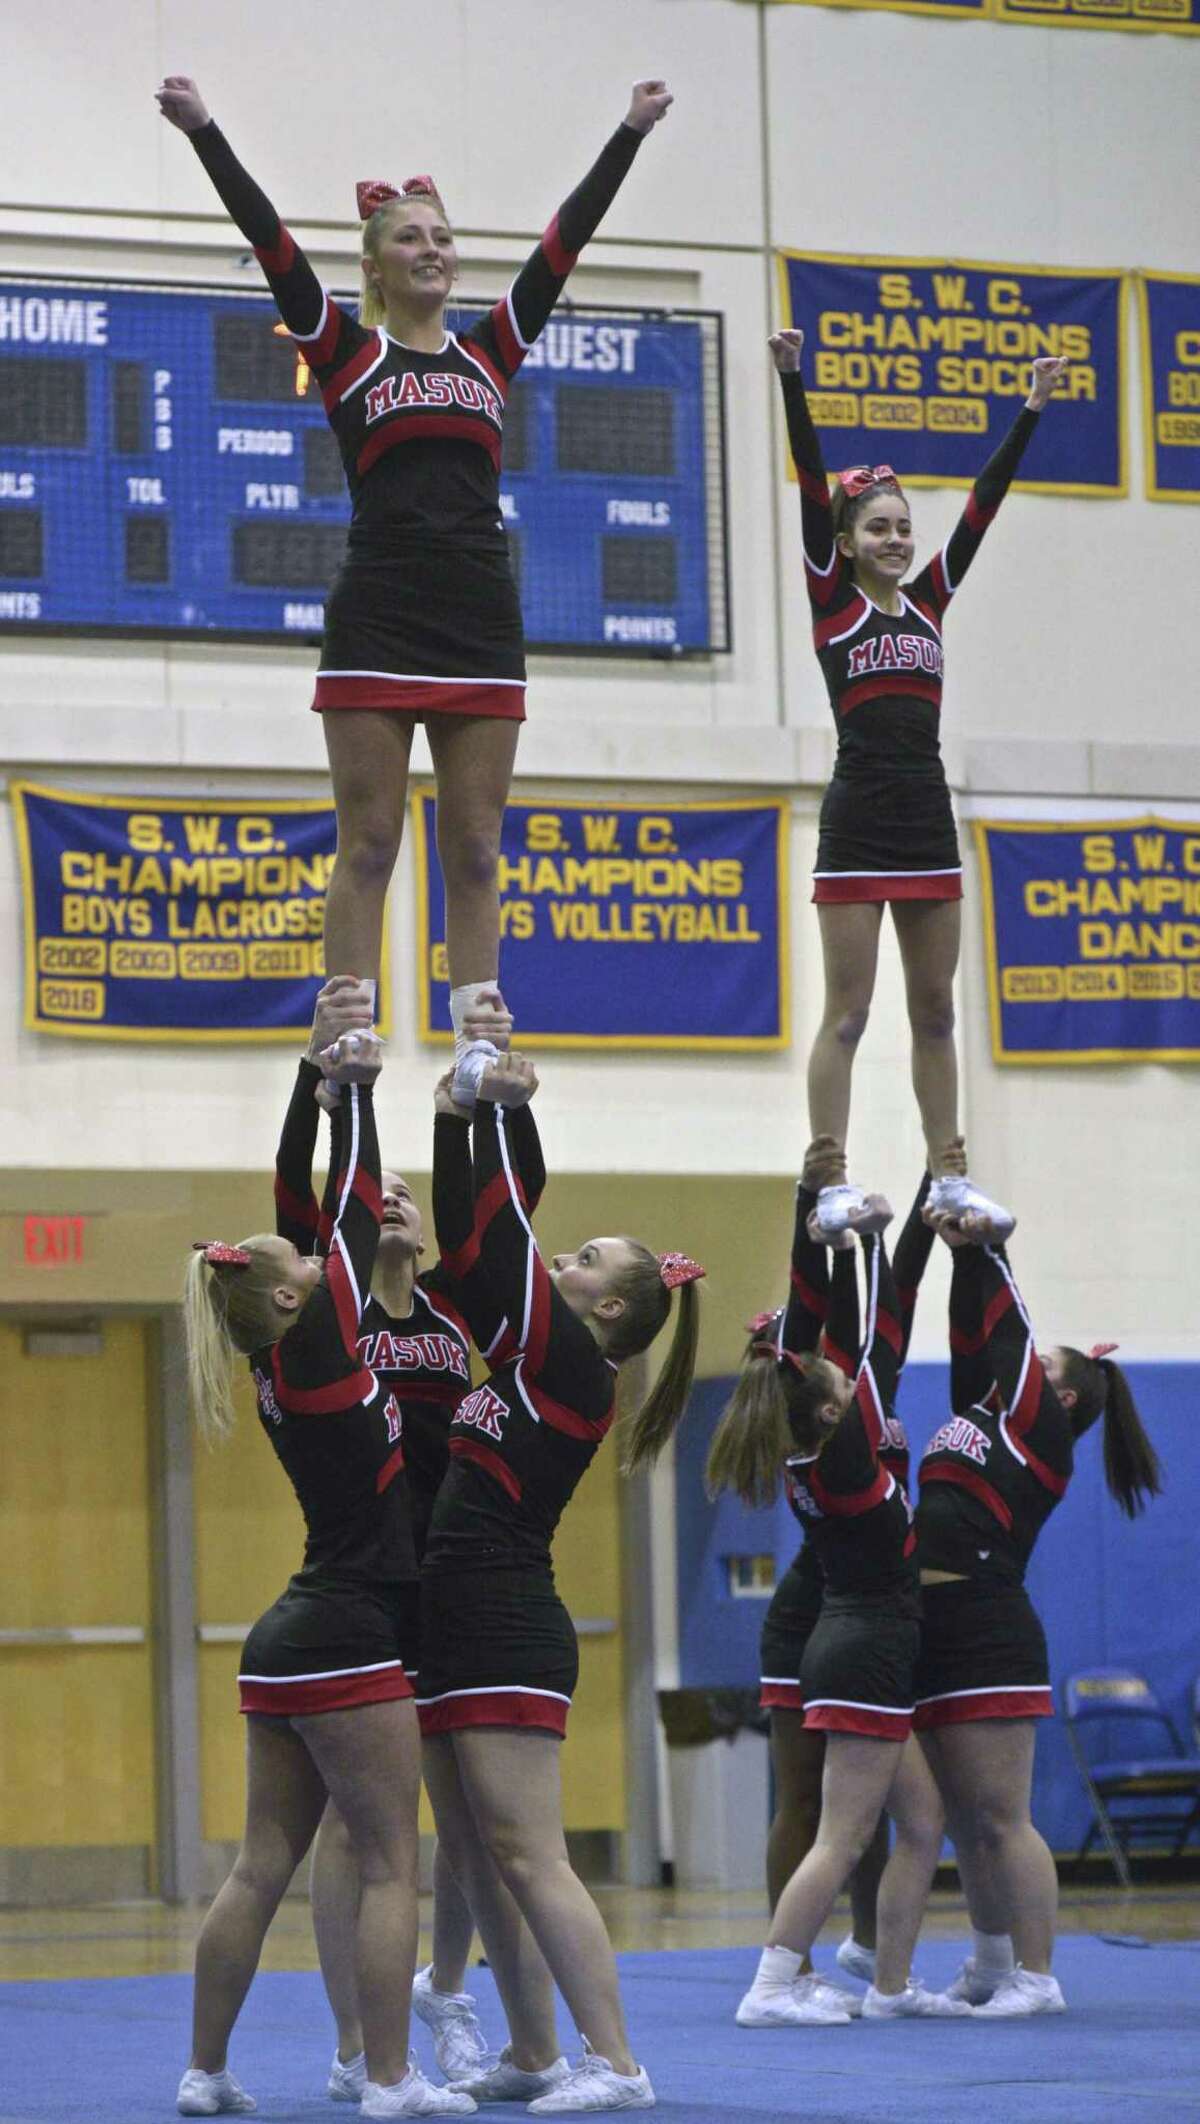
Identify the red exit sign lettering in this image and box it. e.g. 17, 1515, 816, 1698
24, 1215, 87, 1267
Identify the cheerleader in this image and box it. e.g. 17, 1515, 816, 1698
913, 1207, 1162, 2016
418, 1054, 702, 2112
179, 1027, 473, 2120
709, 1205, 961, 2025
156, 74, 671, 1102
770, 325, 1068, 1238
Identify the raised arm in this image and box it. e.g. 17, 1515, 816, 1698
465, 80, 669, 382
770, 330, 842, 603
947, 1239, 993, 1414
277, 1050, 383, 1402
853, 1228, 903, 1431
274, 1060, 322, 1252
909, 357, 1066, 621
780, 1182, 830, 1358
892, 1172, 934, 1368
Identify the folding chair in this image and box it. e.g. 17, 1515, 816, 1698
1062, 1668, 1200, 1888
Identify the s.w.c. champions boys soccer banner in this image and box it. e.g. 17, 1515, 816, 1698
1136, 273, 1200, 502
778, 254, 1126, 495
414, 794, 789, 1049
10, 783, 390, 1041
974, 818, 1200, 1064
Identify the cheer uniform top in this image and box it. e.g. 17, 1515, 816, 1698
913, 1242, 1073, 1728
417, 1101, 616, 1737
239, 1079, 417, 1715
190, 119, 645, 719
760, 1181, 927, 1712
779, 369, 1040, 902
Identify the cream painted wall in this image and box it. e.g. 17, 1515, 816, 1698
1, 0, 1198, 1351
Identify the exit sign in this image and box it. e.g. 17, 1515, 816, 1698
24, 1215, 87, 1266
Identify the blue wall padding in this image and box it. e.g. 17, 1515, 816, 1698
675, 1362, 1199, 1855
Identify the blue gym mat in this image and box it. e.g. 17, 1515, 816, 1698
3, 1935, 1198, 2123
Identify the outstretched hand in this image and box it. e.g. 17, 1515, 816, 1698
768, 329, 804, 374
923, 1205, 978, 1248
156, 76, 210, 133
476, 1052, 538, 1109
1027, 355, 1069, 411
318, 1029, 383, 1086
625, 79, 673, 134
461, 985, 513, 1054
807, 1208, 855, 1252
433, 1067, 472, 1119
307, 975, 374, 1063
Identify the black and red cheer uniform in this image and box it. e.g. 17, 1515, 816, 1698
190, 119, 645, 718
418, 1101, 616, 1738
781, 1231, 920, 1740
779, 367, 1040, 903
760, 1185, 926, 1716
913, 1241, 1073, 1729
239, 1077, 416, 1716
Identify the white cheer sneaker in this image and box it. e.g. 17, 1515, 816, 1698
456, 2045, 571, 2104
972, 1967, 1066, 2018
736, 1973, 852, 2027
925, 1174, 1015, 1240
811, 1183, 870, 1242
945, 1956, 1001, 2006
526, 2043, 655, 2113
862, 1981, 972, 2019
411, 1966, 491, 2082
835, 1935, 877, 1985
177, 2067, 257, 2116
361, 2060, 477, 2117
328, 2049, 367, 2101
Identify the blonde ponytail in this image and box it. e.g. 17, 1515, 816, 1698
182, 1235, 293, 1443
705, 1349, 793, 1509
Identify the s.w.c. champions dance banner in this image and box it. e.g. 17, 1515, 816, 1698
10, 783, 390, 1041
1136, 273, 1200, 502
414, 795, 788, 1049
778, 254, 1126, 495
974, 818, 1200, 1064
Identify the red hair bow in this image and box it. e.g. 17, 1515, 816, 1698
658, 1252, 706, 1290
193, 1241, 251, 1269
837, 463, 901, 500
745, 1309, 781, 1338
1089, 1341, 1120, 1361
356, 175, 441, 219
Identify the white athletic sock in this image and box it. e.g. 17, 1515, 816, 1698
450, 981, 496, 1064
973, 1930, 1016, 1976
754, 1944, 804, 1991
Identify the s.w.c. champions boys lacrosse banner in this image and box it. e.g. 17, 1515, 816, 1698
414, 794, 789, 1049
1136, 272, 1200, 502
974, 817, 1200, 1064
10, 783, 389, 1041
778, 254, 1126, 495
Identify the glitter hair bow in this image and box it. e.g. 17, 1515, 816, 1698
192, 1241, 252, 1269
1088, 1341, 1120, 1361
658, 1252, 706, 1290
837, 462, 901, 500
356, 175, 441, 219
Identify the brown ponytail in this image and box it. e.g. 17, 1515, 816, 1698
1057, 1347, 1163, 1518
705, 1346, 841, 1507
603, 1240, 702, 1473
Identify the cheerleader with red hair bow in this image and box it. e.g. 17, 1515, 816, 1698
155, 73, 671, 1108
415, 1052, 701, 2111
911, 1206, 1162, 2019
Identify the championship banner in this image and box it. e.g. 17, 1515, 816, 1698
992, 0, 1199, 32
748, 0, 989, 15
1137, 273, 1200, 502
413, 795, 789, 1050
974, 818, 1200, 1065
9, 783, 389, 1042
778, 253, 1126, 496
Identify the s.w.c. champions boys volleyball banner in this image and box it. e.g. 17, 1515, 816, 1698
1137, 273, 1200, 502
9, 783, 390, 1041
974, 818, 1200, 1064
414, 794, 789, 1049
778, 254, 1126, 495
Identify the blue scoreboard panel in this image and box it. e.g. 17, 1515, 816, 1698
0, 279, 729, 656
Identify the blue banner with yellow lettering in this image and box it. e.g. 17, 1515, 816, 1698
414, 794, 789, 1049
1137, 273, 1200, 502
750, 0, 1200, 31
9, 783, 388, 1042
778, 254, 1126, 495
974, 818, 1200, 1064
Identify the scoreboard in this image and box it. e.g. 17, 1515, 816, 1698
0, 278, 730, 656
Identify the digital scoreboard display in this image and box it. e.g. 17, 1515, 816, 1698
0, 280, 729, 656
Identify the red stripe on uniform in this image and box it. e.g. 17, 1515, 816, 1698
487, 298, 523, 377
790, 1263, 828, 1322
804, 1702, 913, 1739
274, 1362, 377, 1417
876, 1305, 903, 1356
475, 1170, 516, 1238
356, 414, 501, 478
913, 1686, 1052, 1731
839, 674, 941, 718
274, 1177, 319, 1233
919, 1457, 1014, 1532
809, 1462, 889, 1518
327, 1249, 362, 1357
522, 1373, 615, 1442
303, 300, 345, 369
449, 1433, 523, 1502
813, 872, 962, 905
353, 1170, 384, 1221
1014, 1431, 1068, 1499
321, 334, 382, 412
813, 594, 869, 650
464, 336, 508, 398
950, 1322, 987, 1356
317, 1211, 333, 1251
796, 466, 831, 510
376, 1445, 405, 1494
416, 1688, 569, 1739
541, 213, 578, 279
314, 676, 525, 721
760, 1681, 805, 1711
982, 1285, 1013, 1341
440, 1234, 480, 1280
1008, 1351, 1048, 1440
821, 1336, 854, 1380
254, 228, 296, 275
965, 490, 993, 532
523, 1256, 554, 1375
239, 1664, 412, 1716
